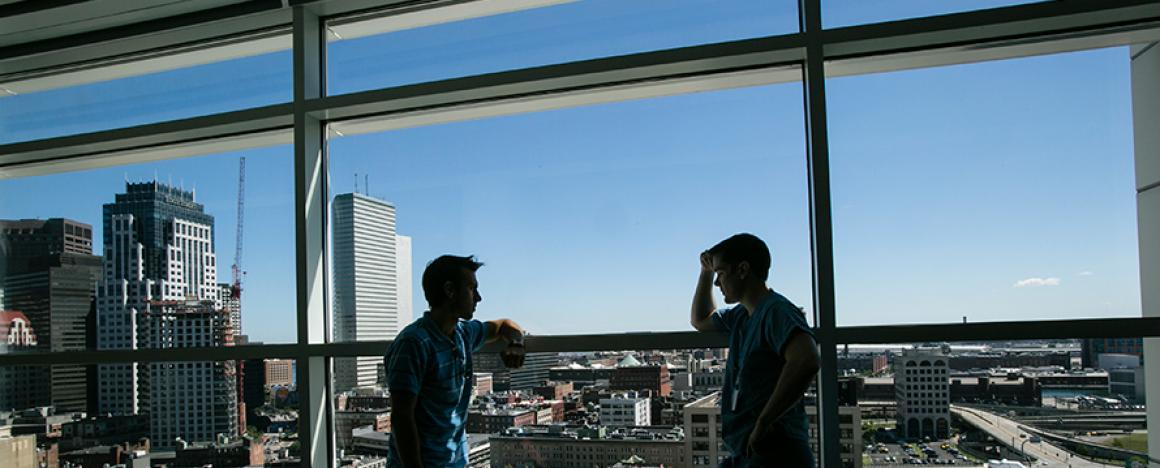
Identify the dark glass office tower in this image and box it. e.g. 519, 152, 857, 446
0, 218, 101, 413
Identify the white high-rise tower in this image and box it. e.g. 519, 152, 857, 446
332, 193, 413, 391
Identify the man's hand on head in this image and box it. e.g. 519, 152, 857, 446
700, 250, 714, 273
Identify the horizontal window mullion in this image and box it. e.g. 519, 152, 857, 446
0, 343, 303, 366
5, 317, 1158, 365
0, 104, 293, 177
836, 317, 1160, 345
0, 7, 292, 80
821, 0, 1160, 61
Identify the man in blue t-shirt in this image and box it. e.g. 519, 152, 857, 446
384, 255, 527, 468
690, 233, 821, 467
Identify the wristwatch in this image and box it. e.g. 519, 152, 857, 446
509, 334, 526, 347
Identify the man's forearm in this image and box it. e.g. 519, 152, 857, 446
755, 359, 819, 429
691, 270, 716, 329
393, 414, 424, 468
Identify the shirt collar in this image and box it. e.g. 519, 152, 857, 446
421, 312, 457, 346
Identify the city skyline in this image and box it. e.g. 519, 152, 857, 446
0, 13, 1145, 346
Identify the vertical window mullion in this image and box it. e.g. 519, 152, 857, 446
799, 0, 841, 465
293, 5, 333, 468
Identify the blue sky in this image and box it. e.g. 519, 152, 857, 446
0, 1, 1142, 344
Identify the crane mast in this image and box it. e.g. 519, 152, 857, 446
231, 156, 245, 300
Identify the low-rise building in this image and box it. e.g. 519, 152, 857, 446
467, 409, 536, 434
468, 434, 491, 468
490, 425, 684, 468
1099, 354, 1145, 403
611, 365, 671, 397
335, 410, 391, 450
474, 373, 493, 396
805, 404, 862, 468
351, 427, 391, 456
549, 364, 615, 388
59, 440, 151, 468
600, 393, 650, 427
173, 435, 265, 467
682, 392, 863, 468
684, 393, 726, 467
338, 455, 388, 468
692, 370, 726, 392
895, 349, 950, 439
950, 375, 1041, 406
0, 434, 38, 468
265, 359, 295, 387
60, 414, 149, 451
533, 381, 574, 401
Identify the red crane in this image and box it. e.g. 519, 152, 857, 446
231, 156, 245, 300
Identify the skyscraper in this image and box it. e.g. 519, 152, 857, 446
0, 218, 101, 413
0, 310, 46, 411
217, 282, 241, 336
142, 300, 238, 445
95, 182, 236, 446
331, 193, 412, 391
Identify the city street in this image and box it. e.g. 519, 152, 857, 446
951, 405, 1117, 467
865, 441, 977, 465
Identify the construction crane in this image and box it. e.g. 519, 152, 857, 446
231, 156, 246, 300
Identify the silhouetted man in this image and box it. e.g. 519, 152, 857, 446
690, 234, 821, 467
385, 255, 526, 468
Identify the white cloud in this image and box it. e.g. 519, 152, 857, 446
1014, 277, 1061, 288
1078, 271, 1094, 276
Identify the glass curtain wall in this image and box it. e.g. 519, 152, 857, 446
0, 1, 1157, 467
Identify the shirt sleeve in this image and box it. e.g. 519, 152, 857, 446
710, 305, 742, 332
764, 302, 815, 355
462, 319, 489, 353
384, 337, 426, 395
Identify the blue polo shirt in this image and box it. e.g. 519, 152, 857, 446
713, 291, 815, 466
384, 313, 488, 468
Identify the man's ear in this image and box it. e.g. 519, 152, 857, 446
443, 280, 456, 300
737, 261, 750, 280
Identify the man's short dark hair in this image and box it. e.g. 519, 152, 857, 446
422, 255, 484, 308
707, 233, 771, 282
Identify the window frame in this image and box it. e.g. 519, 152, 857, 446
1, 0, 1159, 466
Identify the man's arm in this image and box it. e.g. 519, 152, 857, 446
389, 390, 424, 468
486, 319, 526, 368
485, 319, 524, 344
747, 331, 821, 454
691, 250, 721, 332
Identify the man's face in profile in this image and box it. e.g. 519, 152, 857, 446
450, 269, 482, 320
711, 254, 738, 304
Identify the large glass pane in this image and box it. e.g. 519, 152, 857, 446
829, 47, 1139, 326
0, 145, 296, 347
823, 0, 1046, 29
0, 41, 291, 144
0, 359, 297, 466
842, 337, 1148, 466
325, 83, 811, 342
327, 1, 798, 95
